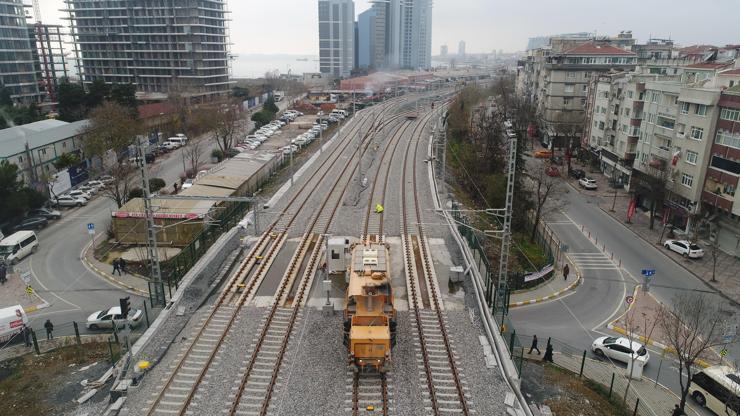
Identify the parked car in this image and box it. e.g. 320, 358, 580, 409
546, 166, 560, 177
67, 189, 93, 200
86, 306, 143, 330
592, 336, 649, 365
664, 239, 704, 259
11, 217, 48, 232
568, 169, 586, 180
182, 179, 194, 189
28, 208, 61, 220
0, 231, 39, 264
161, 141, 179, 151
87, 180, 107, 189
579, 177, 598, 190
98, 175, 115, 184
534, 149, 553, 159
53, 195, 87, 207
77, 185, 98, 195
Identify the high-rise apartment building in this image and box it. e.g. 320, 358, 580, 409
63, 0, 233, 100
0, 0, 43, 105
319, 0, 355, 77
357, 8, 376, 69
398, 0, 432, 69
458, 41, 466, 57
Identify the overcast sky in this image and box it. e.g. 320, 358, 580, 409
39, 0, 740, 55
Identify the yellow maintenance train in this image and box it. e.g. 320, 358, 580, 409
343, 242, 397, 373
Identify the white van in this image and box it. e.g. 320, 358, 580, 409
0, 305, 29, 343
331, 109, 348, 118
0, 231, 39, 264
167, 135, 188, 147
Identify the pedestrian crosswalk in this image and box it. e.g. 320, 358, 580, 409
568, 252, 618, 271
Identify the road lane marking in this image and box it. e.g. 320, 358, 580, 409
29, 256, 81, 310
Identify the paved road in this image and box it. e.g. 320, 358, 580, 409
510, 183, 729, 415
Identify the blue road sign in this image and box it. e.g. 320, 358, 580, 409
87, 223, 95, 231
641, 269, 656, 277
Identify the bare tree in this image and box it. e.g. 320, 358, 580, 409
620, 305, 659, 404
81, 101, 142, 208
658, 292, 727, 412
526, 163, 563, 242
193, 102, 243, 154
182, 139, 204, 177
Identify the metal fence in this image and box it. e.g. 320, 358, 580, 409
518, 334, 659, 416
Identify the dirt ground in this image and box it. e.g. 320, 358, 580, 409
522, 359, 630, 416
0, 342, 118, 416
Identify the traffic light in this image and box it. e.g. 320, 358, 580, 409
119, 297, 131, 319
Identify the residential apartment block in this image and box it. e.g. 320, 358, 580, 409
319, 0, 355, 77
0, 0, 44, 104
63, 0, 233, 100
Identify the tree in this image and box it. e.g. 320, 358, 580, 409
57, 77, 87, 122
195, 103, 242, 154
149, 178, 166, 193
232, 86, 249, 98
0, 84, 13, 107
182, 139, 204, 176
82, 101, 142, 208
251, 110, 274, 128
0, 161, 46, 222
110, 83, 138, 116
263, 96, 279, 114
658, 292, 727, 413
52, 152, 80, 170
527, 163, 563, 242
620, 304, 658, 405
85, 79, 110, 110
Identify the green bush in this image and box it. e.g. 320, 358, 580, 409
211, 148, 224, 162
149, 178, 166, 192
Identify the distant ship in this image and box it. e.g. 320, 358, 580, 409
296, 58, 309, 62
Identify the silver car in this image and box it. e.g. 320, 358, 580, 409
86, 306, 143, 330
53, 195, 87, 207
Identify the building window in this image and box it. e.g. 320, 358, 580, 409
715, 130, 740, 149
18, 155, 23, 163
567, 71, 576, 78
680, 102, 690, 114
581, 98, 586, 107
685, 150, 698, 165
689, 126, 704, 141
582, 85, 588, 92
720, 108, 740, 122
627, 91, 633, 99
564, 97, 571, 106
710, 155, 740, 175
624, 108, 630, 117
657, 116, 675, 130
681, 173, 694, 188
598, 121, 605, 130
695, 104, 707, 116
564, 84, 574, 94
651, 92, 659, 103
676, 123, 686, 136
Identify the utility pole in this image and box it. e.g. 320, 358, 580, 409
137, 138, 166, 307
496, 132, 517, 313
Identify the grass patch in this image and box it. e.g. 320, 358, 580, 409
513, 232, 549, 270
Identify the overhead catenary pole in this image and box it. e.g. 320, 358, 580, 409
137, 138, 166, 307
496, 132, 517, 313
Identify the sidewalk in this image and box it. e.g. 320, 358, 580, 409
82, 237, 150, 297
565, 161, 740, 305
0, 270, 49, 313
523, 349, 701, 416
509, 272, 581, 307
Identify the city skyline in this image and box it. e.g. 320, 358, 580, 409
36, 0, 740, 56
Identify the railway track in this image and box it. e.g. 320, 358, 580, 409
400, 108, 473, 415
144, 100, 403, 416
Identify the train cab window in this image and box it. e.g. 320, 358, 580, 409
332, 251, 340, 259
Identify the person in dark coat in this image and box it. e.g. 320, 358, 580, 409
22, 325, 31, 347
0, 261, 6, 285
671, 405, 683, 416
528, 334, 541, 355
543, 343, 554, 362
118, 258, 127, 275
563, 263, 570, 281
44, 319, 54, 340
112, 259, 121, 276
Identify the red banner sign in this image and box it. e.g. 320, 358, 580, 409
112, 212, 200, 220
627, 198, 637, 222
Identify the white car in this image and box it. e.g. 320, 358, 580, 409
86, 180, 107, 190
53, 195, 87, 207
182, 179, 194, 189
592, 336, 649, 365
161, 141, 179, 150
86, 306, 143, 330
67, 189, 93, 200
579, 177, 598, 190
77, 185, 98, 195
97, 175, 115, 184
664, 240, 704, 259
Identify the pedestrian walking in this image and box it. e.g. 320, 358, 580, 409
44, 319, 54, 340
0, 261, 6, 285
528, 334, 541, 355
543, 343, 554, 362
22, 325, 31, 347
173, 182, 178, 194
112, 259, 121, 276
563, 263, 570, 281
671, 404, 683, 416
119, 258, 127, 275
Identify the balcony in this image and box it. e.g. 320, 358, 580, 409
702, 190, 734, 212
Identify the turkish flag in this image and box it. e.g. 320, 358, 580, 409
627, 198, 637, 222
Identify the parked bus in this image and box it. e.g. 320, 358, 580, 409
691, 365, 740, 415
